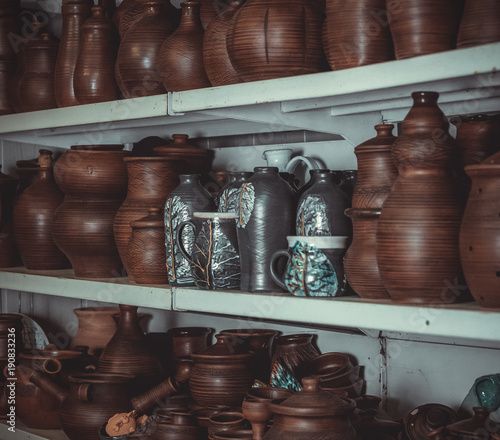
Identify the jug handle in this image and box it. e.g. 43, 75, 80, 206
269, 249, 291, 291
175, 220, 196, 265
285, 156, 320, 177
78, 383, 92, 402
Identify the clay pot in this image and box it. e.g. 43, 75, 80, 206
203, 1, 244, 87
457, 0, 500, 48
227, 0, 325, 82
387, 0, 462, 60
352, 124, 398, 209
53, 148, 130, 278
189, 333, 254, 407
55, 0, 94, 107
459, 161, 500, 307
344, 208, 390, 299
376, 92, 464, 304
157, 2, 211, 92
115, 0, 175, 98
152, 412, 204, 440
13, 150, 70, 270
128, 207, 169, 284
323, 0, 393, 70
264, 377, 357, 440
70, 307, 120, 358
0, 60, 14, 115
74, 6, 119, 104
403, 403, 458, 440
113, 157, 180, 281
208, 411, 249, 439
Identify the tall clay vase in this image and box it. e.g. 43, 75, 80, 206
376, 92, 464, 304
227, 0, 325, 82
55, 0, 93, 107
164, 174, 215, 286
157, 2, 211, 92
203, 1, 244, 87
128, 207, 169, 284
352, 124, 398, 209
344, 208, 390, 299
70, 306, 120, 358
236, 167, 295, 292
13, 150, 70, 270
457, 0, 500, 48
53, 148, 130, 278
74, 6, 119, 104
323, 0, 393, 70
97, 304, 164, 394
387, 0, 462, 60
459, 161, 500, 308
114, 157, 180, 281
115, 0, 175, 99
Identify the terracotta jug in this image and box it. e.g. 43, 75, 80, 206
376, 92, 464, 304
55, 0, 93, 107
115, 0, 176, 98
70, 307, 120, 358
113, 157, 180, 280
352, 124, 398, 209
344, 208, 390, 300
203, 1, 244, 87
74, 6, 119, 104
13, 150, 70, 270
457, 0, 500, 48
227, 0, 325, 82
323, 0, 393, 70
128, 207, 170, 284
157, 2, 211, 92
387, 0, 462, 59
53, 147, 130, 278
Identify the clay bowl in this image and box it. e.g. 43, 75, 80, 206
319, 365, 361, 388
321, 378, 365, 398
192, 406, 231, 428
302, 352, 353, 378
246, 387, 295, 402
213, 430, 253, 440
208, 411, 248, 439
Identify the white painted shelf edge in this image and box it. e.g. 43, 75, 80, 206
0, 421, 69, 440
0, 268, 499, 343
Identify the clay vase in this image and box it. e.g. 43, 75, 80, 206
227, 0, 325, 82
344, 208, 390, 300
387, 0, 462, 60
55, 0, 93, 107
113, 157, 181, 280
295, 170, 351, 237
164, 174, 215, 286
235, 167, 295, 292
457, 0, 500, 48
115, 0, 176, 98
53, 147, 130, 278
459, 160, 500, 308
128, 207, 169, 284
74, 6, 119, 104
0, 60, 14, 115
70, 307, 120, 358
97, 304, 164, 395
217, 171, 252, 213
189, 333, 255, 408
157, 2, 211, 92
352, 124, 398, 209
263, 377, 357, 440
376, 92, 464, 304
323, 0, 393, 70
203, 1, 244, 87
13, 150, 70, 270
9, 33, 58, 112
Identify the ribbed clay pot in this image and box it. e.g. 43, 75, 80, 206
457, 0, 500, 48
53, 147, 130, 278
227, 0, 326, 82
387, 0, 462, 59
157, 2, 211, 92
113, 157, 180, 280
376, 92, 464, 304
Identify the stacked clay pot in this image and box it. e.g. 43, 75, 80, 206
457, 0, 500, 49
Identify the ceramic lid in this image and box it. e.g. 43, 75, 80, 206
192, 334, 253, 362
267, 377, 356, 417
153, 134, 209, 158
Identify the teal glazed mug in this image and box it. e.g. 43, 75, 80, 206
270, 236, 348, 297
176, 212, 241, 290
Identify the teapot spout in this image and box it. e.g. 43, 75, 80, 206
29, 369, 69, 404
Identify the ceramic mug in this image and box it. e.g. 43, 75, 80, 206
270, 236, 348, 297
176, 212, 241, 290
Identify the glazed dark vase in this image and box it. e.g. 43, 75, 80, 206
164, 174, 215, 286
457, 0, 500, 48
295, 170, 351, 237
236, 167, 295, 292
376, 92, 464, 304
217, 171, 253, 213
